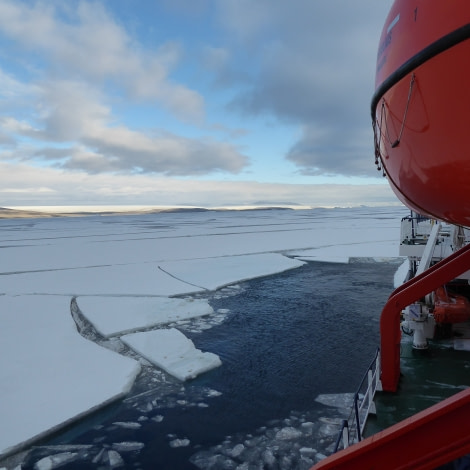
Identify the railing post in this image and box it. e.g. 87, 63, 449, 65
376, 354, 383, 391
354, 394, 362, 442
342, 422, 349, 449
332, 348, 381, 453
334, 420, 349, 452
368, 370, 376, 415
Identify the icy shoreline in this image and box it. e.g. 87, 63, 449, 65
0, 206, 407, 460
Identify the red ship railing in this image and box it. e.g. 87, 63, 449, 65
381, 241, 470, 392
312, 387, 470, 469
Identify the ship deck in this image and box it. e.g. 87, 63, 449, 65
365, 325, 470, 437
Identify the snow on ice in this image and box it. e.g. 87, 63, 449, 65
122, 327, 222, 381
0, 205, 407, 458
75, 296, 214, 337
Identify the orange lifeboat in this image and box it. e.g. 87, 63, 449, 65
433, 286, 470, 324
372, 0, 470, 226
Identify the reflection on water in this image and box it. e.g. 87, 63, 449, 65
12, 260, 399, 470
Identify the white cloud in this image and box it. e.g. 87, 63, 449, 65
0, 0, 204, 122
0, 117, 38, 136
0, 162, 396, 208
0, 0, 398, 207
0, 76, 249, 175
215, 0, 394, 177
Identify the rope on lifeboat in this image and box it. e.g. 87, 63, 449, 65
372, 73, 415, 175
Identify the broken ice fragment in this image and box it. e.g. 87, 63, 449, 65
122, 328, 222, 381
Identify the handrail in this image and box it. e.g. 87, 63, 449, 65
313, 387, 470, 469
333, 348, 381, 451
381, 242, 470, 392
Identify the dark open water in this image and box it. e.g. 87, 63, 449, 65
14, 259, 398, 470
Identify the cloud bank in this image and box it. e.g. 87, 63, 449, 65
0, 0, 395, 206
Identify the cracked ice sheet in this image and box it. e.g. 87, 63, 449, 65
290, 238, 401, 263
1, 263, 197, 297
0, 295, 140, 456
158, 253, 305, 291
76, 296, 214, 337
0, 207, 408, 458
122, 328, 222, 381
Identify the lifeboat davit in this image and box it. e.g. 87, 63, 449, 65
372, 0, 470, 226
433, 286, 470, 324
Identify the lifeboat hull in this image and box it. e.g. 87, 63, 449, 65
433, 286, 470, 324
372, 0, 470, 226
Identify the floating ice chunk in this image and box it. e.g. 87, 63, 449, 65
275, 427, 302, 440
34, 452, 78, 470
315, 393, 354, 409
122, 328, 222, 381
236, 463, 250, 470
229, 443, 245, 458
169, 438, 190, 448
107, 450, 124, 468
112, 442, 144, 452
112, 421, 142, 429
300, 447, 316, 456
263, 448, 276, 466
318, 418, 342, 437
77, 297, 214, 337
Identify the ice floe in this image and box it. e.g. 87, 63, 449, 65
34, 452, 79, 470
158, 253, 305, 291
76, 296, 214, 337
122, 327, 222, 381
0, 295, 140, 458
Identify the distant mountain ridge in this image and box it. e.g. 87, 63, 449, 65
0, 205, 296, 219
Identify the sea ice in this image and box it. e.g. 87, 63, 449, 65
107, 450, 124, 468
158, 252, 305, 291
315, 393, 355, 409
275, 427, 303, 440
122, 327, 222, 380
112, 422, 141, 430
0, 295, 140, 457
34, 452, 78, 470
111, 442, 145, 452
169, 438, 191, 448
0, 205, 408, 461
189, 408, 345, 470
76, 296, 214, 337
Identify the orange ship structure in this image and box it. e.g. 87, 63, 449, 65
313, 1, 470, 468
372, 0, 470, 227
433, 285, 470, 324
372, 0, 470, 393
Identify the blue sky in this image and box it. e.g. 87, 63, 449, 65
0, 0, 397, 208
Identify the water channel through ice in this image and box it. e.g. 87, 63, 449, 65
0, 206, 408, 469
